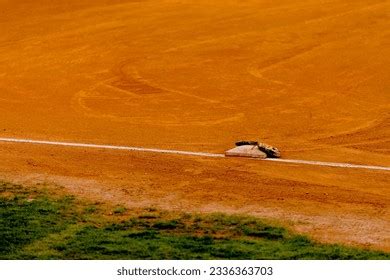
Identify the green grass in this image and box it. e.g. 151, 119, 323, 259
1, 181, 389, 260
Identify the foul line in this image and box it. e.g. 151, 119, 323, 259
0, 137, 224, 158
0, 137, 389, 172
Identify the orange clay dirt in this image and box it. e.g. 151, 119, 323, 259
0, 0, 389, 251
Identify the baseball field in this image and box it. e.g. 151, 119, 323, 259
0, 0, 389, 256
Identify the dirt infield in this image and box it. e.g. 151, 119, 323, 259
1, 0, 389, 250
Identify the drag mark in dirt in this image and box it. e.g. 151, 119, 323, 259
0, 137, 389, 172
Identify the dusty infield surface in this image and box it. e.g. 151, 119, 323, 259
0, 0, 389, 256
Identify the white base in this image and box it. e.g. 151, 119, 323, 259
225, 145, 267, 158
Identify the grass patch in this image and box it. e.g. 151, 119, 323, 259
0, 182, 77, 259
1, 181, 389, 260
113, 206, 127, 215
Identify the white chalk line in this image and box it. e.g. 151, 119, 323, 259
0, 137, 389, 172
0, 137, 224, 158
265, 158, 390, 171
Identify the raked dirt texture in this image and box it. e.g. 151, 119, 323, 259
0, 0, 389, 252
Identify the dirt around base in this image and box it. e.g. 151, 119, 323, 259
1, 143, 389, 251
